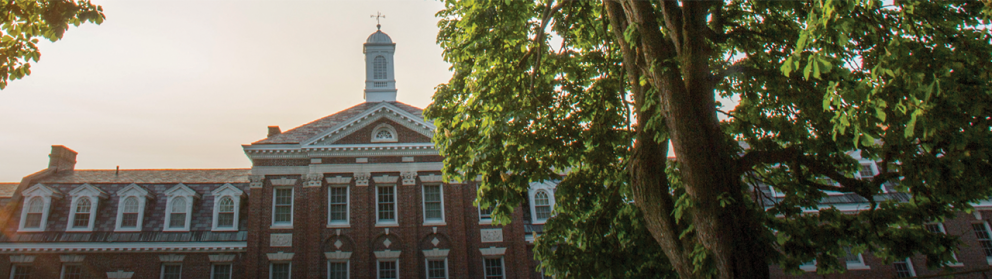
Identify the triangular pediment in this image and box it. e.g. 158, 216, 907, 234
211, 183, 244, 197
68, 183, 109, 199
303, 103, 434, 147
117, 183, 153, 199
22, 183, 63, 199
165, 183, 201, 199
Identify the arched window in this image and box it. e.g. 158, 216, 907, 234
169, 197, 187, 228
72, 197, 92, 228
373, 56, 387, 79
371, 124, 397, 143
217, 196, 235, 228
534, 191, 552, 221
375, 129, 394, 140
121, 197, 140, 228
24, 197, 44, 228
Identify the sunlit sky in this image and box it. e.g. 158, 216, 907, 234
0, 0, 452, 181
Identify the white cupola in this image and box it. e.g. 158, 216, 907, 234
364, 24, 397, 102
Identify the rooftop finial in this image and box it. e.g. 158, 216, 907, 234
371, 11, 385, 30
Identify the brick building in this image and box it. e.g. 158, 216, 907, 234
0, 26, 554, 279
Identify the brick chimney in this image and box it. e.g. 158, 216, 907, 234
48, 145, 77, 172
267, 126, 281, 138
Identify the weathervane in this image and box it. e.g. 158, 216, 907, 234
371, 12, 386, 30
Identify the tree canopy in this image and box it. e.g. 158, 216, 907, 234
427, 0, 992, 278
1, 0, 104, 89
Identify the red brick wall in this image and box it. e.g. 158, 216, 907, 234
332, 119, 432, 145
0, 253, 245, 279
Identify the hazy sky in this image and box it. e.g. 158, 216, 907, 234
0, 0, 452, 181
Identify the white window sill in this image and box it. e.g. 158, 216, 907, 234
163, 228, 190, 232
327, 223, 350, 228
948, 262, 964, 267
16, 228, 44, 233
375, 222, 399, 228
479, 219, 493, 225
423, 221, 446, 226
65, 228, 94, 232
270, 225, 293, 230
846, 264, 870, 270
115, 228, 141, 232
799, 266, 816, 272
212, 228, 239, 232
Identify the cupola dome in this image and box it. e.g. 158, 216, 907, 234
366, 30, 393, 44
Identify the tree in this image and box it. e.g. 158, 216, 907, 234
426, 0, 992, 278
1, 0, 105, 89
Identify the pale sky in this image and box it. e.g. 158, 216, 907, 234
0, 0, 452, 181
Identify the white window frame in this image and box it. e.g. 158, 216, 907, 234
842, 246, 870, 270
422, 184, 445, 225
163, 183, 200, 232
371, 124, 398, 143
327, 260, 349, 279
60, 263, 83, 279
478, 204, 493, 225
67, 197, 95, 231
160, 263, 182, 279
211, 183, 244, 231
894, 258, 916, 278
115, 183, 152, 232
482, 257, 506, 279
210, 263, 233, 279
376, 259, 399, 279
269, 262, 292, 279
424, 258, 448, 279
327, 184, 350, 228
376, 185, 398, 226
66, 183, 107, 232
272, 187, 294, 228
18, 183, 62, 232
925, 222, 964, 266
799, 260, 816, 272
528, 182, 556, 224
10, 264, 32, 279
973, 221, 992, 265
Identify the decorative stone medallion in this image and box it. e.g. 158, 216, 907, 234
270, 233, 292, 247
480, 228, 503, 243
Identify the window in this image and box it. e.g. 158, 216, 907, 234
375, 129, 393, 140
534, 191, 552, 221
926, 223, 963, 265
161, 264, 182, 279
479, 204, 493, 223
377, 186, 396, 223
23, 197, 44, 229
427, 259, 447, 279
894, 258, 916, 278
211, 264, 232, 279
72, 197, 92, 228
61, 264, 83, 279
377, 260, 397, 279
216, 197, 235, 228
842, 246, 868, 269
273, 188, 293, 226
121, 197, 140, 228
211, 183, 244, 231
11, 265, 31, 279
169, 197, 187, 229
973, 222, 992, 259
483, 258, 505, 279
270, 263, 290, 279
423, 185, 444, 223
329, 186, 349, 225
371, 124, 397, 143
858, 163, 875, 178
328, 261, 348, 279
373, 56, 387, 79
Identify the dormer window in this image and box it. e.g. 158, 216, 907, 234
115, 183, 153, 232
373, 56, 387, 79
23, 198, 44, 229
164, 183, 200, 232
534, 191, 552, 221
371, 124, 398, 143
66, 183, 107, 232
211, 183, 244, 231
528, 181, 557, 224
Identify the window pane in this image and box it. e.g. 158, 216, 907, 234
330, 187, 348, 222
378, 261, 397, 279
974, 223, 992, 256
63, 264, 83, 279
218, 212, 235, 227
76, 197, 91, 212
123, 197, 139, 213
24, 213, 42, 228
275, 188, 293, 224
170, 213, 186, 228
373, 56, 387, 79
479, 205, 493, 220
275, 189, 293, 206
27, 197, 44, 213
163, 264, 182, 279
484, 258, 503, 279
212, 264, 232, 279
218, 197, 235, 212
73, 213, 90, 228
12, 265, 31, 279
122, 213, 139, 228
271, 263, 290, 279
424, 185, 442, 221
329, 262, 348, 279
894, 259, 913, 278
171, 198, 187, 213
378, 186, 395, 221
427, 259, 446, 279
924, 223, 944, 234
535, 206, 552, 221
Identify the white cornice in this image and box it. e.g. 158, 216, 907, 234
0, 242, 247, 253
302, 103, 434, 146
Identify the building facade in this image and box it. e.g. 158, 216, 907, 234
0, 26, 554, 279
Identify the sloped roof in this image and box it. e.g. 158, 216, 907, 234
38, 169, 251, 184
253, 101, 424, 144
0, 183, 18, 198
